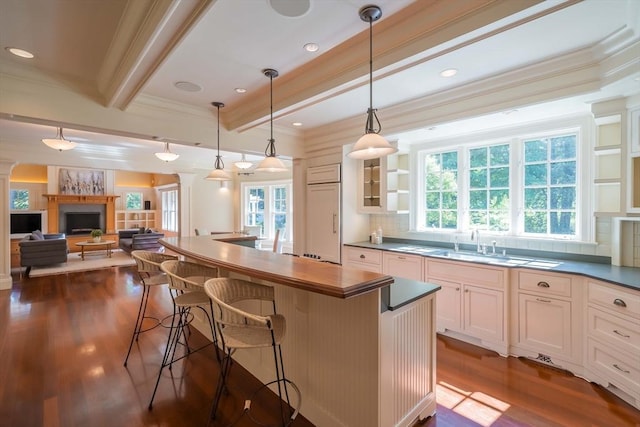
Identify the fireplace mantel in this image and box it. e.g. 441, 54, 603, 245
44, 194, 120, 234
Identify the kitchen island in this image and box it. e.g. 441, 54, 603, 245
160, 236, 440, 427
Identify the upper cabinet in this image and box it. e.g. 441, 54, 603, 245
593, 114, 623, 215
628, 107, 640, 213
357, 152, 409, 214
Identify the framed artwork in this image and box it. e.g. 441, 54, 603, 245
58, 168, 105, 195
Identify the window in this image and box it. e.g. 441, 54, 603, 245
125, 192, 143, 210
469, 144, 510, 231
241, 181, 292, 241
417, 130, 580, 239
10, 189, 29, 210
161, 189, 178, 232
523, 135, 576, 236
424, 151, 458, 229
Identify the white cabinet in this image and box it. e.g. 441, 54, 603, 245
425, 258, 507, 353
382, 251, 423, 280
511, 270, 581, 368
592, 101, 624, 216
306, 182, 341, 263
357, 152, 409, 213
343, 246, 382, 273
585, 279, 640, 408
116, 209, 156, 231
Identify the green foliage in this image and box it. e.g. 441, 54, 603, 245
91, 229, 103, 238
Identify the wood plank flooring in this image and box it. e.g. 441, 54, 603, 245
1, 266, 638, 427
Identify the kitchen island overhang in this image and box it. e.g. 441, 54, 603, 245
160, 236, 440, 427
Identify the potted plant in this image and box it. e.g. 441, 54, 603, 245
90, 229, 103, 243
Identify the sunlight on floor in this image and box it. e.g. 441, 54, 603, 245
437, 381, 510, 426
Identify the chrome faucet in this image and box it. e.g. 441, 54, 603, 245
471, 229, 481, 253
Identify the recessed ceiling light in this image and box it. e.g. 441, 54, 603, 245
440, 68, 457, 78
6, 47, 34, 58
292, 122, 302, 127
269, 0, 311, 17
304, 43, 319, 52
235, 87, 247, 94
174, 81, 202, 92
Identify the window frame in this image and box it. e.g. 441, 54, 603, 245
412, 119, 588, 242
240, 180, 292, 242
160, 188, 179, 232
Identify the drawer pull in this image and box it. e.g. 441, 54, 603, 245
613, 330, 631, 338
613, 364, 630, 374
613, 298, 627, 308
398, 256, 406, 260
359, 254, 365, 259
455, 287, 460, 291
537, 281, 550, 288
536, 298, 551, 303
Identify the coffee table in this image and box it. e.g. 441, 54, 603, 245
76, 240, 116, 260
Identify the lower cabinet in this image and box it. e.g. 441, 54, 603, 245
510, 270, 581, 369
343, 246, 382, 273
425, 258, 507, 354
585, 278, 640, 408
382, 252, 423, 280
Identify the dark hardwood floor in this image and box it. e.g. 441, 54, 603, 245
1, 266, 638, 427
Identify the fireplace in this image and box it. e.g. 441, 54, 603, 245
65, 212, 101, 235
44, 194, 119, 234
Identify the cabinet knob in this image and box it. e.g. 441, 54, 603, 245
360, 254, 365, 259
613, 298, 627, 308
455, 287, 460, 291
537, 281, 550, 288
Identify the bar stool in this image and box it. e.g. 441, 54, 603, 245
124, 250, 178, 367
204, 277, 301, 426
148, 260, 220, 410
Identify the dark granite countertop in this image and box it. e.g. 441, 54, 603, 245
346, 240, 640, 291
381, 277, 440, 312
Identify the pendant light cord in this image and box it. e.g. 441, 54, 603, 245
265, 70, 277, 157
214, 103, 224, 169
365, 14, 382, 135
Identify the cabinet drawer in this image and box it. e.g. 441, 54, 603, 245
307, 164, 340, 184
426, 259, 505, 289
382, 252, 423, 281
587, 338, 640, 396
518, 271, 572, 297
588, 280, 640, 320
344, 247, 381, 266
587, 307, 640, 355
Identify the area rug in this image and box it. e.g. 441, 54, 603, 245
29, 249, 135, 277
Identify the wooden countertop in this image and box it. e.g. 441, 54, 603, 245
160, 236, 393, 298
206, 233, 257, 242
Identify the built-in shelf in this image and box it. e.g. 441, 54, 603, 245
593, 113, 623, 215
358, 151, 410, 213
116, 209, 156, 231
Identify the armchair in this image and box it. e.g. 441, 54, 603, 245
19, 232, 68, 277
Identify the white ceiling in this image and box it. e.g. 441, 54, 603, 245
0, 0, 638, 172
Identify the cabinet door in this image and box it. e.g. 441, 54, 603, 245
464, 285, 504, 343
518, 293, 571, 358
430, 278, 461, 332
306, 183, 341, 263
382, 252, 423, 280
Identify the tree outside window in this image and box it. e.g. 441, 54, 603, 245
523, 135, 576, 236
469, 144, 510, 231
10, 189, 29, 210
424, 151, 458, 229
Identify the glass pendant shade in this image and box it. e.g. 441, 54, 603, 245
205, 101, 231, 181
155, 142, 179, 162
255, 154, 288, 172
42, 127, 76, 151
349, 133, 397, 159
347, 5, 397, 160
234, 154, 253, 170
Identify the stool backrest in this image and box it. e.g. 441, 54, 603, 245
160, 260, 219, 292
204, 278, 275, 328
131, 250, 178, 274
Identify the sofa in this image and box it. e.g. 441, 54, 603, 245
19, 231, 68, 277
118, 229, 165, 254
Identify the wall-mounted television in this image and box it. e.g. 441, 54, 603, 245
10, 211, 47, 237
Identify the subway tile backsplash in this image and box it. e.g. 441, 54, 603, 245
367, 214, 639, 265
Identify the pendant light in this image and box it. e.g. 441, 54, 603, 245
347, 5, 397, 160
42, 127, 76, 151
155, 141, 179, 162
255, 68, 288, 172
234, 153, 253, 170
205, 102, 232, 181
